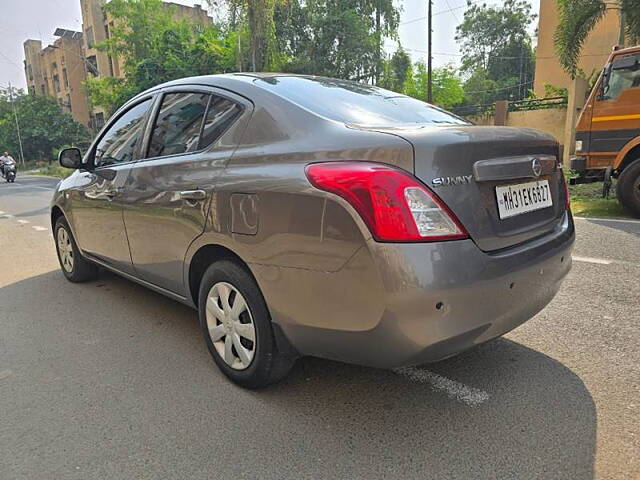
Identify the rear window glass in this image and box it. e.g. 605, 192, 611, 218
148, 92, 208, 158
254, 76, 468, 127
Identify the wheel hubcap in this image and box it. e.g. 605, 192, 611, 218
57, 227, 74, 273
206, 282, 256, 370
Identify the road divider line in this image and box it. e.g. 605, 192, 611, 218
572, 255, 612, 265
393, 367, 490, 406
1, 214, 14, 218
17, 219, 30, 224
32, 226, 48, 231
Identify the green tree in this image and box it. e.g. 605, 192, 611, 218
270, 0, 399, 81
219, 0, 284, 71
461, 69, 499, 106
455, 0, 535, 102
89, 0, 235, 113
398, 62, 464, 109
0, 88, 89, 161
431, 65, 465, 108
555, 0, 640, 77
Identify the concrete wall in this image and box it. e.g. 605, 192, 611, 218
468, 107, 567, 144
534, 0, 621, 96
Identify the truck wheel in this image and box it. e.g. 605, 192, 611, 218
616, 158, 640, 217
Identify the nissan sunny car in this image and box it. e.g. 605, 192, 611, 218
52, 74, 574, 387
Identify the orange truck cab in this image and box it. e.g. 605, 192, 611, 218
572, 45, 640, 216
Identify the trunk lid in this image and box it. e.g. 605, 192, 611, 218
373, 125, 567, 251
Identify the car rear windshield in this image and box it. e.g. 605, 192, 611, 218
254, 76, 468, 127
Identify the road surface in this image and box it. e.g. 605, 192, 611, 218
1, 176, 638, 479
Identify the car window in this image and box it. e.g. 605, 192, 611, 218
148, 92, 209, 158
94, 99, 152, 168
199, 95, 242, 148
254, 76, 468, 127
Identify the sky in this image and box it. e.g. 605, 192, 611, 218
0, 0, 541, 89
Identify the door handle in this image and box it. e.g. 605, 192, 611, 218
179, 190, 207, 201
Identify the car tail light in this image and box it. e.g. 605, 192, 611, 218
305, 162, 468, 242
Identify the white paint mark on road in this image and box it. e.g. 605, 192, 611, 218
32, 226, 48, 231
572, 255, 612, 265
17, 219, 30, 224
0, 369, 14, 381
574, 216, 640, 225
0, 210, 4, 214
1, 214, 14, 219
393, 367, 490, 406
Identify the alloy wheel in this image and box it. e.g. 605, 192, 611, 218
205, 282, 256, 370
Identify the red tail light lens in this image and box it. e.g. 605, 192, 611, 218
305, 162, 468, 242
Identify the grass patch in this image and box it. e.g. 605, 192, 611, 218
35, 163, 73, 179
569, 181, 630, 218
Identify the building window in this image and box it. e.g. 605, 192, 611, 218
67, 95, 72, 112
86, 55, 99, 76
53, 74, 61, 93
62, 68, 69, 88
95, 112, 105, 130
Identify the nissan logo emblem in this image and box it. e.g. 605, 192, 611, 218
532, 158, 542, 177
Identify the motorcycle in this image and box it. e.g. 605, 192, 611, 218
3, 164, 16, 183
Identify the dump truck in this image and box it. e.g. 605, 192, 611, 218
571, 45, 640, 216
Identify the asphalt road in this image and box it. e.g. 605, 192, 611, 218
1, 176, 638, 479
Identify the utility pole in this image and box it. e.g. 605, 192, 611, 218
7, 82, 25, 166
427, 0, 433, 103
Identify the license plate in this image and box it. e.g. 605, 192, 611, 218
496, 180, 552, 219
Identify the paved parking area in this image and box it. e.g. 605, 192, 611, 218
0, 177, 638, 479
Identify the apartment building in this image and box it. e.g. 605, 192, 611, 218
534, 0, 623, 96
23, 30, 91, 127
81, 0, 212, 79
24, 0, 213, 130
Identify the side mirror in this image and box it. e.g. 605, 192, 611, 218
59, 147, 83, 169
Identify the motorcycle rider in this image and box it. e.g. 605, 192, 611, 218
0, 152, 16, 177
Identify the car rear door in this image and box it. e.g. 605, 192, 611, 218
121, 86, 250, 295
69, 96, 154, 274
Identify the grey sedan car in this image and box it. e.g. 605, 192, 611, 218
52, 74, 574, 388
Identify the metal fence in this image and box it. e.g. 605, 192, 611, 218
507, 96, 567, 112
452, 96, 568, 118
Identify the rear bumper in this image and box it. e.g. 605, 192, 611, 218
255, 213, 574, 369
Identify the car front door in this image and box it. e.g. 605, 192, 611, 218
69, 97, 154, 274
122, 87, 250, 295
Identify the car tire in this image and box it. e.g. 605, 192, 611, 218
616, 158, 640, 217
198, 260, 295, 388
54, 216, 99, 283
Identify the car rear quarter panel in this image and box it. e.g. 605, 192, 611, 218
184, 95, 413, 329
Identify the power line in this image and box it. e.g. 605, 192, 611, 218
464, 79, 534, 95
442, 0, 461, 23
